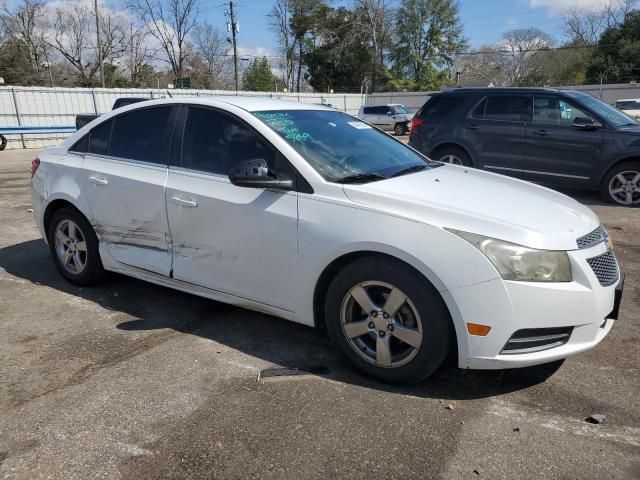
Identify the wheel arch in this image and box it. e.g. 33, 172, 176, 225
429, 142, 473, 165
597, 156, 640, 186
43, 198, 89, 241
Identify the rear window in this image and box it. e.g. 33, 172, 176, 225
418, 96, 465, 118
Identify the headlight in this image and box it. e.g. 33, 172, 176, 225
449, 230, 572, 282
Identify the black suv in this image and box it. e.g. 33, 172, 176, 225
409, 88, 640, 206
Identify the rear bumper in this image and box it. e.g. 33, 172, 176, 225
442, 242, 621, 370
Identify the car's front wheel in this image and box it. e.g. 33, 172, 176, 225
48, 206, 105, 285
434, 146, 472, 166
325, 257, 453, 384
601, 162, 640, 206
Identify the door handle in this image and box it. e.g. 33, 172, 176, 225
534, 129, 550, 136
465, 124, 479, 130
88, 176, 109, 186
171, 196, 198, 208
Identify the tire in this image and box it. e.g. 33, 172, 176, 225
394, 123, 406, 136
0, 134, 6, 151
600, 161, 640, 206
434, 146, 472, 166
47, 206, 105, 286
324, 256, 453, 384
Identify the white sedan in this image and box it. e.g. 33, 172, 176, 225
30, 97, 623, 384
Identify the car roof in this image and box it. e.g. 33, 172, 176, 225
109, 95, 335, 113
363, 104, 404, 107
439, 87, 580, 95
616, 98, 640, 102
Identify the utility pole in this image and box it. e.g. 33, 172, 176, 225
94, 0, 104, 87
228, 1, 239, 91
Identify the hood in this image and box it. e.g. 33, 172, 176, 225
342, 165, 599, 251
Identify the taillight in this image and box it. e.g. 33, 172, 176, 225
409, 117, 424, 133
30, 158, 40, 178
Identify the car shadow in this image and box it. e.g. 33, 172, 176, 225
0, 239, 563, 400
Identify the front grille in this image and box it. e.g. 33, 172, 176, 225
501, 327, 573, 354
577, 225, 607, 249
586, 250, 619, 287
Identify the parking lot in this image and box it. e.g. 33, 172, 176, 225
0, 148, 639, 479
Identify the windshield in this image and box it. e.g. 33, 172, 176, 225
616, 101, 640, 110
253, 110, 438, 183
390, 105, 411, 115
570, 93, 638, 127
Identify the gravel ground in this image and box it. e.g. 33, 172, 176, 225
0, 148, 639, 480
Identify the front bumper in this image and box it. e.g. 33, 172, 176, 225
443, 242, 621, 370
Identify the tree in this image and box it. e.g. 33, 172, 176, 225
304, 7, 373, 92
190, 23, 228, 89
48, 1, 127, 86
242, 57, 280, 91
130, 0, 199, 82
455, 28, 554, 87
124, 21, 158, 87
586, 10, 640, 84
392, 0, 467, 91
0, 0, 50, 85
354, 0, 393, 91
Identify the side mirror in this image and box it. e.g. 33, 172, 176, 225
386, 111, 392, 115
572, 117, 602, 130
228, 159, 293, 190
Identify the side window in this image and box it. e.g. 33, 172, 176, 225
470, 98, 486, 119
70, 133, 89, 153
484, 96, 529, 122
533, 96, 593, 126
88, 119, 112, 155
363, 107, 373, 114
108, 106, 172, 163
180, 106, 278, 176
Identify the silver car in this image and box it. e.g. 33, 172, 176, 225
357, 104, 413, 135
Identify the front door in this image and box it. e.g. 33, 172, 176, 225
165, 106, 298, 310
83, 105, 175, 276
461, 94, 529, 178
524, 95, 605, 187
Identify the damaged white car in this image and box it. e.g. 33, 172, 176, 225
31, 97, 623, 384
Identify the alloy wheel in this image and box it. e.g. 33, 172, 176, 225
440, 154, 462, 165
340, 281, 423, 368
54, 219, 88, 274
608, 171, 640, 205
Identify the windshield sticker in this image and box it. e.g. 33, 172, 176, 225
348, 121, 372, 129
254, 112, 313, 143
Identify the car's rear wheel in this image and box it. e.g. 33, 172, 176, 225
48, 207, 105, 285
434, 146, 472, 166
325, 257, 453, 384
394, 123, 407, 136
0, 134, 6, 151
601, 162, 640, 206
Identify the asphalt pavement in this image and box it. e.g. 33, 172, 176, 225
0, 148, 639, 479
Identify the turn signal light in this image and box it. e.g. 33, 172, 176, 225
466, 323, 491, 336
30, 158, 40, 178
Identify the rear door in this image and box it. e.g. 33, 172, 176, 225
82, 105, 176, 275
165, 105, 299, 310
460, 94, 529, 178
524, 95, 605, 187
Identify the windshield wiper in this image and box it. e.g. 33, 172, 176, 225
335, 172, 388, 184
390, 164, 427, 178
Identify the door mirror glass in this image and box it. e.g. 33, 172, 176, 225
572, 117, 602, 130
228, 159, 293, 190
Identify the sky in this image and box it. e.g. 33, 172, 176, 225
197, 0, 617, 60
